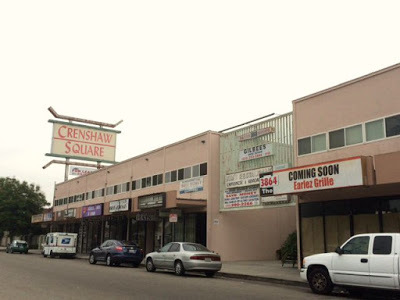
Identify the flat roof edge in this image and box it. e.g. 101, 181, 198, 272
292, 62, 400, 104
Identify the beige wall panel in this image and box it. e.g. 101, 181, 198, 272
375, 151, 400, 185
208, 206, 296, 261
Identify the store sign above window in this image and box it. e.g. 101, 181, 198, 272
239, 143, 273, 162
238, 127, 275, 142
260, 157, 364, 195
109, 199, 130, 213
31, 214, 44, 223
179, 177, 204, 194
138, 193, 165, 209
82, 204, 103, 218
225, 166, 273, 189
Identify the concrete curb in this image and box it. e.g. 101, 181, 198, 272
1, 248, 306, 287
216, 272, 308, 288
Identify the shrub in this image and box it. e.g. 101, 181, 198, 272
280, 231, 297, 266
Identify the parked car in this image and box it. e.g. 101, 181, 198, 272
89, 240, 144, 267
145, 242, 222, 277
42, 232, 77, 258
301, 233, 400, 295
6, 240, 29, 254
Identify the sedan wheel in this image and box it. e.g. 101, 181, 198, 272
146, 258, 156, 272
106, 255, 113, 267
174, 261, 185, 276
89, 254, 97, 264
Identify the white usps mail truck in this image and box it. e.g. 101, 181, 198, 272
42, 232, 78, 258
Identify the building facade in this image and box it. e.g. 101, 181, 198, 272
290, 63, 400, 260
51, 131, 220, 255
211, 113, 297, 261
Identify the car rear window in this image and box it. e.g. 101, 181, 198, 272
182, 244, 210, 252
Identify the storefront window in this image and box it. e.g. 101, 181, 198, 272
164, 220, 172, 244
382, 198, 400, 232
184, 214, 196, 243
174, 218, 184, 242
324, 201, 351, 251
300, 203, 324, 257
352, 198, 380, 234
131, 219, 146, 250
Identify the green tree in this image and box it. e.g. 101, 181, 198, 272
0, 177, 49, 239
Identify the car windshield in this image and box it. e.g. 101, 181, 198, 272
182, 243, 210, 252
117, 241, 137, 246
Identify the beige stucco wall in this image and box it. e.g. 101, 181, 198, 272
208, 206, 296, 261
293, 64, 400, 167
54, 131, 220, 218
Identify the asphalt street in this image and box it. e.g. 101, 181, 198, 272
0, 251, 396, 300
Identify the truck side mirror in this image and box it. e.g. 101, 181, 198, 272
335, 247, 344, 255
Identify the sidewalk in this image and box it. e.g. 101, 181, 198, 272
0, 247, 305, 287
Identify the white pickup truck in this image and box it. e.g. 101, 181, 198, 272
301, 233, 400, 295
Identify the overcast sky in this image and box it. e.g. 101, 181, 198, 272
1, 0, 399, 205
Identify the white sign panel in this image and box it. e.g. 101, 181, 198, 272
225, 167, 273, 189
179, 177, 204, 194
261, 195, 289, 203
224, 187, 260, 209
70, 166, 96, 176
169, 213, 178, 223
267, 157, 364, 195
49, 120, 119, 163
109, 199, 130, 213
239, 143, 273, 162
238, 127, 275, 142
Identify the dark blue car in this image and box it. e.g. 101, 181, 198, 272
89, 240, 143, 267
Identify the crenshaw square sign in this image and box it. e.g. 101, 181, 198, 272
47, 120, 120, 163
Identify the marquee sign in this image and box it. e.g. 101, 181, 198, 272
47, 120, 120, 163
260, 157, 364, 195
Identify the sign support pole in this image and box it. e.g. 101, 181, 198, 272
64, 158, 70, 182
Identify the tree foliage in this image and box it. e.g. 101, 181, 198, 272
0, 177, 49, 238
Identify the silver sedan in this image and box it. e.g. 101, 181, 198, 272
145, 242, 222, 277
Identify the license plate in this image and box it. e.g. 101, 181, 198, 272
205, 258, 211, 262
129, 249, 137, 254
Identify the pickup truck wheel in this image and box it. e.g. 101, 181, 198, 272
308, 268, 333, 295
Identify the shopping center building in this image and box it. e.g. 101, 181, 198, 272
288, 63, 400, 259
214, 112, 296, 261
50, 131, 220, 255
